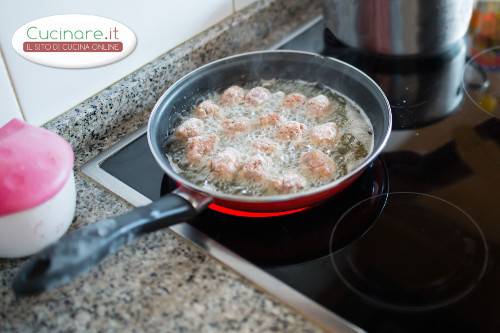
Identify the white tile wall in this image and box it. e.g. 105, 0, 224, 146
234, 0, 259, 11
0, 0, 233, 125
0, 51, 23, 127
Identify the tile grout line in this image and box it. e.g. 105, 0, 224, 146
0, 46, 27, 122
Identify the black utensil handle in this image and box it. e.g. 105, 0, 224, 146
13, 192, 201, 296
464, 56, 490, 91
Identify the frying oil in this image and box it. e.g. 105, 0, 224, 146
166, 79, 374, 196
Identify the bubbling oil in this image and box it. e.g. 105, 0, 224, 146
166, 79, 374, 196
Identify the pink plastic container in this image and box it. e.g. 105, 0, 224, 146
0, 119, 75, 258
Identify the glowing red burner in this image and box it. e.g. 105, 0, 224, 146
208, 203, 308, 218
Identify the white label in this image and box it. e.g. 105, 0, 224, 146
12, 15, 136, 69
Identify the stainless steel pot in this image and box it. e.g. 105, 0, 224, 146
373, 39, 467, 129
322, 0, 474, 55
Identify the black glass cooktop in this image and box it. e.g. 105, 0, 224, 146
99, 19, 500, 332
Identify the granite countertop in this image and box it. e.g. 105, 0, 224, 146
0, 1, 326, 332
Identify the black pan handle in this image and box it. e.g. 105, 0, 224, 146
13, 189, 211, 296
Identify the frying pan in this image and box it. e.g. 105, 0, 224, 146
13, 51, 391, 296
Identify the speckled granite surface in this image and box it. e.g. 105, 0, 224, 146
0, 0, 325, 332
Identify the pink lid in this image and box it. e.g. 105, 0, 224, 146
0, 119, 74, 216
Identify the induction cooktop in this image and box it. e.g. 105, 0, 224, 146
82, 16, 500, 333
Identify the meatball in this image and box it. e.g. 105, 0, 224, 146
220, 86, 245, 106
222, 117, 251, 136
209, 147, 242, 182
300, 150, 337, 182
282, 93, 306, 109
306, 95, 331, 118
251, 138, 279, 154
175, 118, 204, 140
258, 112, 283, 128
270, 172, 307, 194
186, 135, 218, 166
245, 87, 271, 106
310, 122, 339, 147
276, 121, 306, 141
239, 154, 272, 184
194, 100, 220, 119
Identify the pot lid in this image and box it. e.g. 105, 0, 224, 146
0, 119, 74, 216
